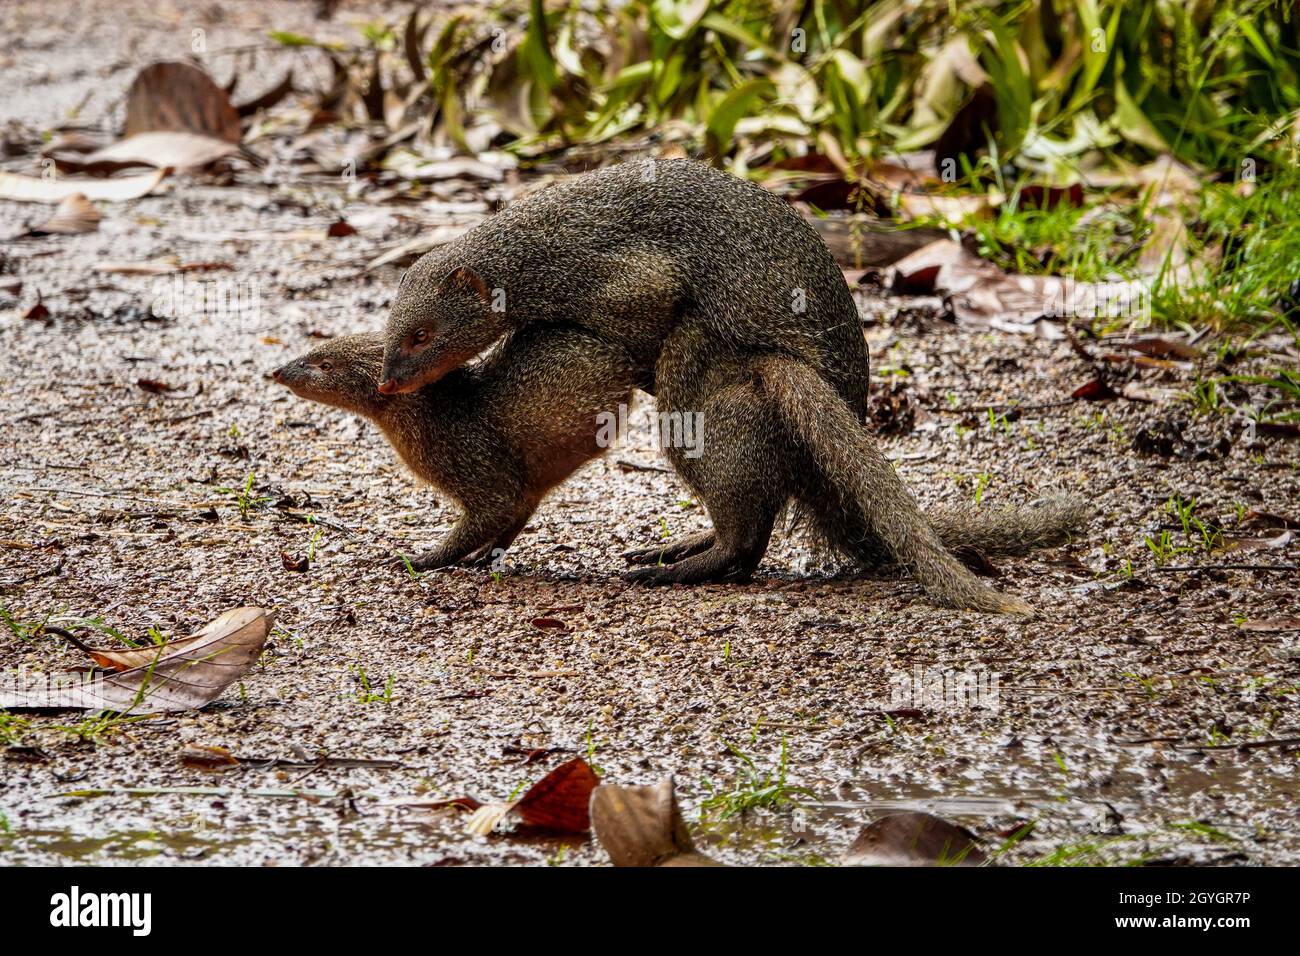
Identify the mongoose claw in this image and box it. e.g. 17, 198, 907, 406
623, 564, 687, 586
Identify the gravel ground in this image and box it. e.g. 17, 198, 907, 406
2, 0, 1297, 867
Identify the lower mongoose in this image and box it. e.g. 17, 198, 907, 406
272, 327, 640, 570
377, 159, 1086, 612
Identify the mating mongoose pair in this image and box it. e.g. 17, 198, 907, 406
276, 159, 1087, 611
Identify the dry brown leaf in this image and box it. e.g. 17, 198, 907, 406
124, 61, 242, 144
86, 131, 239, 171
591, 776, 723, 867
1239, 617, 1300, 633
180, 744, 241, 771
24, 192, 100, 236
842, 811, 987, 867
4, 607, 274, 714
891, 239, 1148, 328
0, 169, 165, 204
1215, 530, 1293, 554
412, 757, 600, 837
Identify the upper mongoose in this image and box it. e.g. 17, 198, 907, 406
378, 159, 1085, 612
272, 327, 640, 570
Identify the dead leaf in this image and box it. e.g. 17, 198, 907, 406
86, 131, 239, 171
22, 301, 51, 321
1215, 530, 1293, 554
5, 607, 274, 714
326, 218, 357, 238
136, 378, 177, 394
895, 190, 997, 225
180, 744, 240, 771
0, 169, 166, 204
530, 617, 566, 631
23, 193, 100, 236
124, 61, 242, 144
1072, 378, 1119, 401
1019, 183, 1084, 209
889, 239, 1149, 328
1240, 510, 1299, 532
590, 776, 723, 867
511, 757, 599, 832
280, 552, 310, 573
842, 811, 987, 867
451, 758, 601, 837
1239, 617, 1300, 633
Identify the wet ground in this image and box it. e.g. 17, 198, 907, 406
2, 0, 1298, 866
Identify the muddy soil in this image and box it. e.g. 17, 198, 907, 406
1, 0, 1297, 866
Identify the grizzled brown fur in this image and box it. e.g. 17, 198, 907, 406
381, 159, 1087, 611
273, 327, 639, 570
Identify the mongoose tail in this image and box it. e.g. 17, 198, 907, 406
925, 494, 1090, 557
760, 358, 1034, 615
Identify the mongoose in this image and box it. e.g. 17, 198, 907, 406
379, 159, 1086, 612
272, 327, 640, 570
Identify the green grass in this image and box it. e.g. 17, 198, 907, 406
0, 710, 31, 746
699, 737, 815, 820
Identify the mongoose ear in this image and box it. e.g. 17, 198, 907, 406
439, 266, 491, 307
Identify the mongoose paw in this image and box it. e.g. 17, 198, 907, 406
389, 551, 451, 573
623, 532, 717, 566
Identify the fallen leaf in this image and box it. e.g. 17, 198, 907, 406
22, 302, 51, 321
136, 378, 177, 394
511, 757, 599, 832
326, 218, 358, 238
1215, 530, 1293, 554
1240, 510, 1299, 532
413, 757, 601, 838
4, 607, 274, 714
124, 61, 242, 144
23, 192, 100, 236
590, 776, 723, 867
280, 551, 310, 573
1072, 378, 1119, 401
1239, 617, 1300, 633
85, 131, 239, 170
889, 239, 1149, 328
180, 744, 240, 771
0, 169, 166, 204
530, 617, 566, 631
842, 811, 987, 867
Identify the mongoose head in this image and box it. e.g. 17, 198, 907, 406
271, 334, 387, 416
379, 261, 507, 394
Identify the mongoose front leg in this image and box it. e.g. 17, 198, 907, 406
623, 530, 716, 566
400, 511, 516, 571
465, 505, 538, 568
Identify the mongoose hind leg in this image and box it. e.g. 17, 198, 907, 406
623, 530, 716, 566
628, 347, 790, 585
624, 506, 776, 584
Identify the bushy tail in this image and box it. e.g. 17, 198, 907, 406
928, 494, 1090, 557
761, 358, 1033, 615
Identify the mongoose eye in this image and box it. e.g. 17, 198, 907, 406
318, 361, 334, 373
413, 329, 430, 345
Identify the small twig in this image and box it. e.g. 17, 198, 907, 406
1147, 564, 1298, 573
936, 399, 1075, 415
1177, 737, 1300, 752
615, 458, 671, 474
